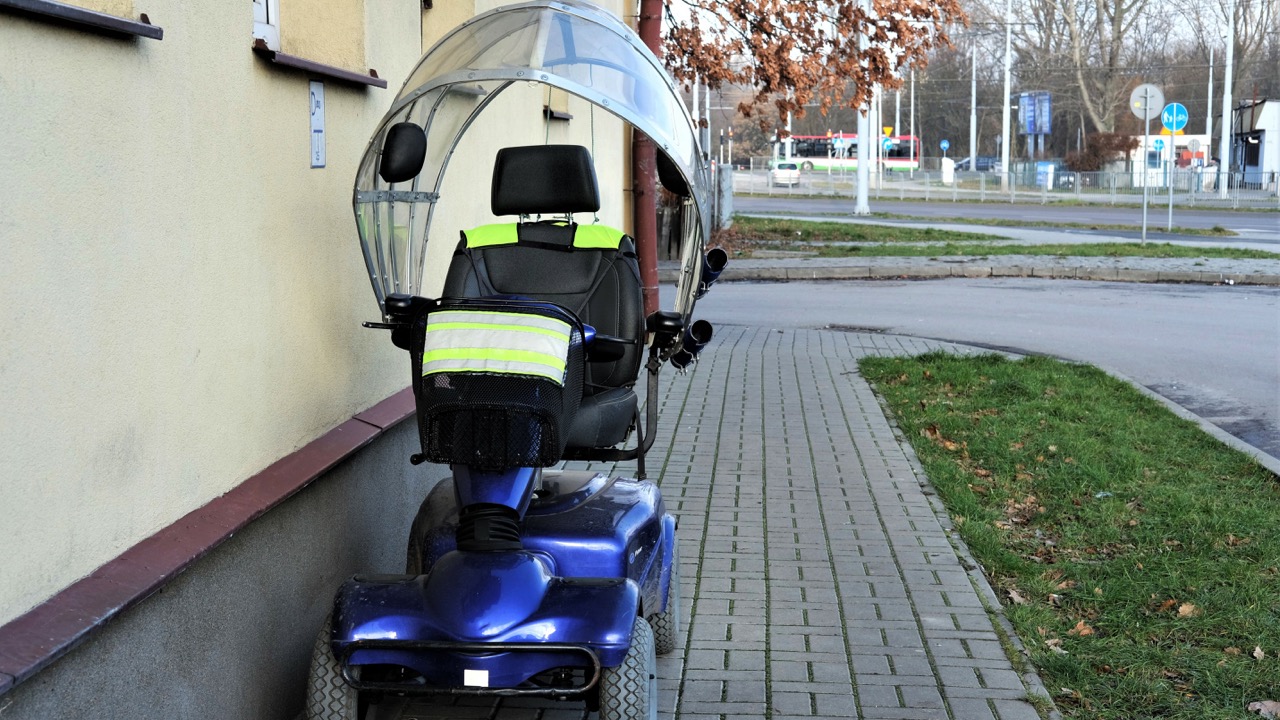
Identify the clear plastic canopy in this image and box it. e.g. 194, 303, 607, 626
354, 0, 709, 321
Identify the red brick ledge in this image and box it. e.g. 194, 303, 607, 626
0, 388, 416, 695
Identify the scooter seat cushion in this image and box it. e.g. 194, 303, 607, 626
565, 386, 637, 449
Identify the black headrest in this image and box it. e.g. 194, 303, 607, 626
492, 145, 601, 216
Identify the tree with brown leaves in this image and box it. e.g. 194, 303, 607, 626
660, 0, 967, 129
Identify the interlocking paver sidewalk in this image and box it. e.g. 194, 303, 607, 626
393, 327, 1050, 720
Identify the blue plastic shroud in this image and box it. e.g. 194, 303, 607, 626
331, 470, 677, 691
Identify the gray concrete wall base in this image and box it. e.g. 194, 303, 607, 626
0, 421, 441, 720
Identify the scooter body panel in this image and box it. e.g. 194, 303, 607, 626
332, 552, 639, 687
413, 471, 674, 618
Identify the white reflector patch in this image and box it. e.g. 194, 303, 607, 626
464, 669, 490, 687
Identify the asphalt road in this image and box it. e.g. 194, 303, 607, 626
694, 279, 1280, 461
734, 196, 1280, 240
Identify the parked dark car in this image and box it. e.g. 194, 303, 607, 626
954, 156, 999, 172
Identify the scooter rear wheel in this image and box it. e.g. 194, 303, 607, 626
306, 613, 359, 720
598, 616, 658, 720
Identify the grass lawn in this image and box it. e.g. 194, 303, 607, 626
720, 217, 1280, 260
869, 212, 1239, 238
859, 353, 1280, 719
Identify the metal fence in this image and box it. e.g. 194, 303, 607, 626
735, 159, 1280, 210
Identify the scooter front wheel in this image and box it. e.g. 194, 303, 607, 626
647, 541, 680, 656
306, 613, 359, 720
598, 616, 658, 720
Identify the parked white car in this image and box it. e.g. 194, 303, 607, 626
770, 161, 801, 187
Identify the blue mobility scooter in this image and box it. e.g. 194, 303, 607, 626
305, 2, 727, 718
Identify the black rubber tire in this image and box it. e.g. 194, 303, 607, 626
801, 160, 814, 170
647, 542, 680, 656
598, 616, 657, 720
306, 613, 359, 720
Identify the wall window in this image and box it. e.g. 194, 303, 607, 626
252, 0, 279, 51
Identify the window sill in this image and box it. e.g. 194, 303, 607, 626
0, 0, 162, 39
253, 39, 388, 89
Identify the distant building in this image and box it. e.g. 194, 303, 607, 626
1231, 99, 1279, 193
1126, 133, 1211, 189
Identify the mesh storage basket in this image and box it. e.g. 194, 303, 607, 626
411, 300, 584, 470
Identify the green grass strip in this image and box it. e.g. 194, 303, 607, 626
805, 242, 1280, 259
859, 353, 1280, 719
727, 217, 1279, 260
866, 212, 1239, 238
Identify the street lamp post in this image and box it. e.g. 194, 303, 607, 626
1217, 0, 1235, 199
969, 40, 977, 172
999, 0, 1013, 192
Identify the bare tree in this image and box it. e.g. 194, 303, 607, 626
1056, 0, 1154, 132
661, 0, 967, 129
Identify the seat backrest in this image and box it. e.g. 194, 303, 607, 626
443, 145, 644, 389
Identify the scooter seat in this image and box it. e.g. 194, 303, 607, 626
565, 386, 637, 449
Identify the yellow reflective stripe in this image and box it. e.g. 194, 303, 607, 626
422, 308, 572, 384
572, 225, 624, 249
464, 224, 519, 248
463, 223, 623, 250
423, 348, 566, 368
425, 322, 569, 342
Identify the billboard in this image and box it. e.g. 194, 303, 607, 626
1019, 91, 1052, 135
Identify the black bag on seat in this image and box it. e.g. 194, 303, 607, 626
410, 299, 585, 470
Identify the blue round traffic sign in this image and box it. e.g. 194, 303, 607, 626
1161, 103, 1188, 133
1153, 138, 1165, 151
881, 137, 893, 151
940, 139, 951, 151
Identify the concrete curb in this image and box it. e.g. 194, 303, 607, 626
659, 266, 1280, 286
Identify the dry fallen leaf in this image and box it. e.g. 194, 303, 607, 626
1008, 589, 1028, 605
1068, 620, 1095, 637
1254, 646, 1267, 661
1045, 638, 1068, 655
1226, 647, 1242, 656
1178, 603, 1200, 618
1048, 593, 1063, 606
1248, 700, 1280, 718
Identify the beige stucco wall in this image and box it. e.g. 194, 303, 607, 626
280, 0, 366, 73
422, 2, 476, 53
64, 0, 134, 18
0, 0, 637, 630
0, 0, 423, 627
